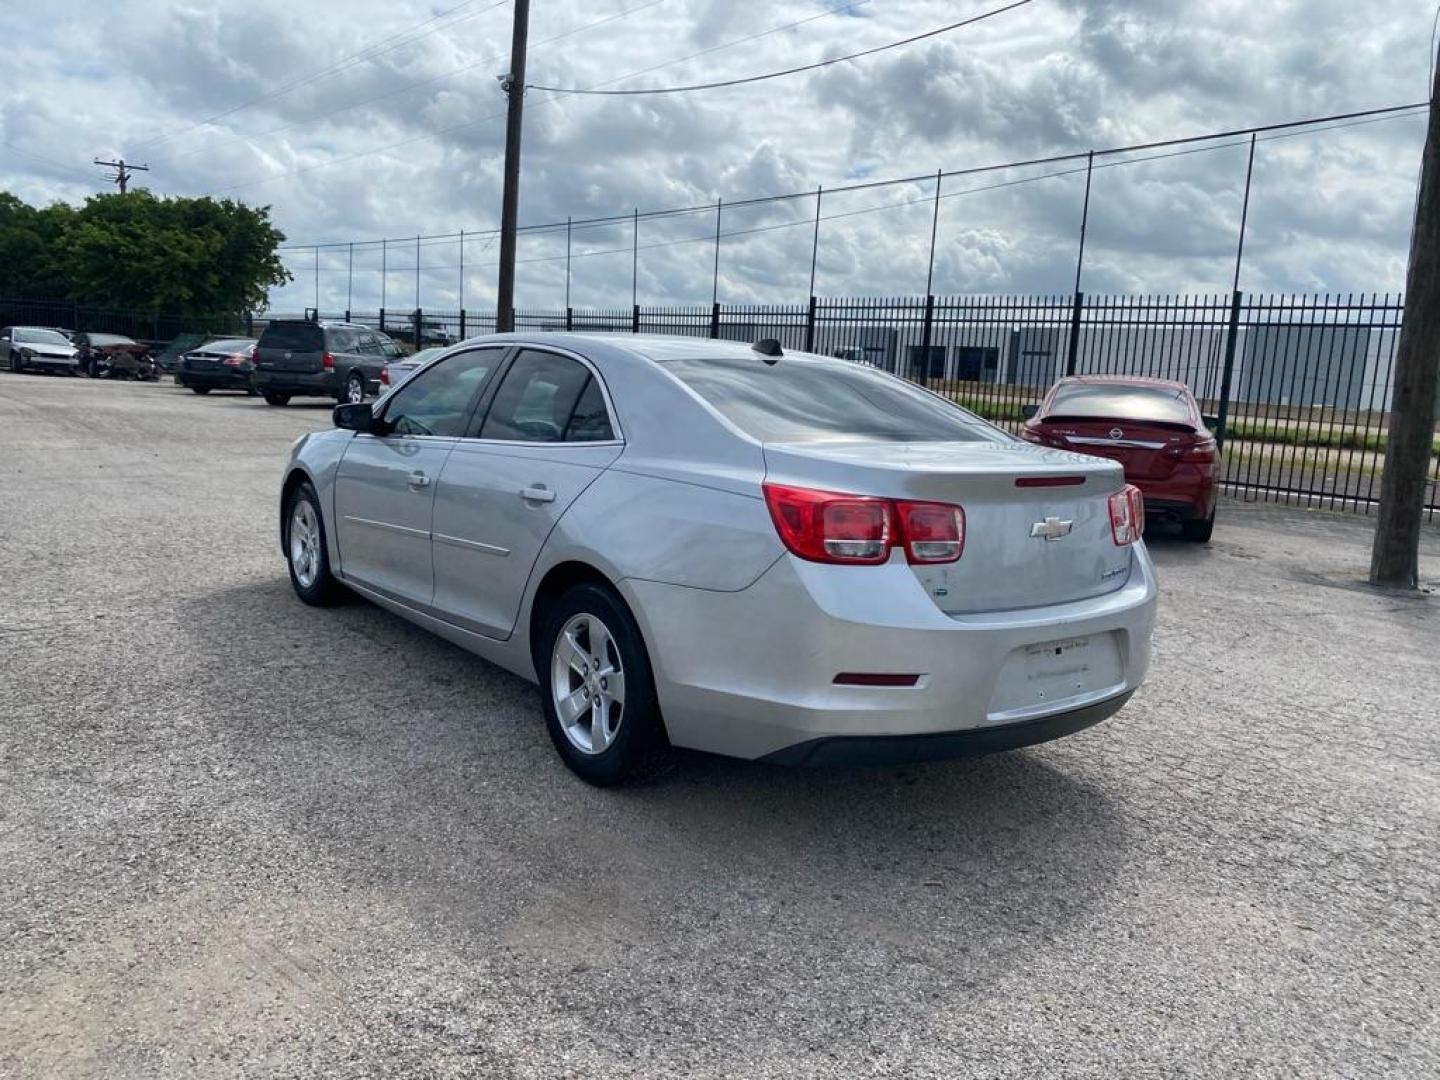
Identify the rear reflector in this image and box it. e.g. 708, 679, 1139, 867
833, 673, 921, 687
1015, 475, 1086, 488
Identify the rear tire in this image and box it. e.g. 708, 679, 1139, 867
263, 391, 291, 406
1182, 512, 1215, 543
190, 386, 211, 395
8, 351, 22, 373
284, 481, 346, 606
343, 371, 366, 405
536, 583, 666, 786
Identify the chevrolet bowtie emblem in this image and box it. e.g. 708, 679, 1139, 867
1030, 517, 1074, 541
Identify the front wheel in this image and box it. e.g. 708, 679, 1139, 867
537, 583, 666, 786
342, 371, 366, 405
285, 482, 345, 606
190, 386, 211, 395
262, 391, 291, 406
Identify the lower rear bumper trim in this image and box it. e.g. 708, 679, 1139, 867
758, 690, 1133, 766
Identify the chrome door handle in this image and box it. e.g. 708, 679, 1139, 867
520, 485, 557, 503
407, 470, 431, 490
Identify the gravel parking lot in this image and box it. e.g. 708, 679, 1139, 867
2, 374, 1437, 1079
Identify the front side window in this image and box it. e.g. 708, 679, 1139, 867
660, 354, 994, 444
380, 348, 503, 437
480, 350, 613, 443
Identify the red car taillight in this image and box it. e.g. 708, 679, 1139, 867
1108, 484, 1145, 546
322, 352, 335, 370
380, 366, 390, 386
762, 484, 964, 566
1163, 438, 1218, 464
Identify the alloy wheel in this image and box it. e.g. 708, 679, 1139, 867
550, 613, 626, 754
289, 499, 321, 589
346, 375, 365, 404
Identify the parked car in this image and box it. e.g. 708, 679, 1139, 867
174, 337, 260, 395
380, 346, 447, 391
1, 326, 81, 374
418, 319, 457, 348
279, 334, 1157, 785
251, 320, 404, 406
1020, 375, 1219, 542
73, 332, 160, 380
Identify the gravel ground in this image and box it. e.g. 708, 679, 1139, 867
2, 374, 1437, 1079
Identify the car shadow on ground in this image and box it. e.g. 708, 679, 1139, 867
181, 576, 1134, 967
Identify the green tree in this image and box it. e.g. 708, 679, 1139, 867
0, 189, 291, 316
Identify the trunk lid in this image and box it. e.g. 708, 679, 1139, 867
762, 439, 1134, 614
1038, 418, 1201, 481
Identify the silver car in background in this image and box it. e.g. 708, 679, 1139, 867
379, 346, 446, 391
280, 333, 1157, 785
1, 326, 81, 374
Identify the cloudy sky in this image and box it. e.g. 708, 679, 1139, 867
1, 0, 1436, 314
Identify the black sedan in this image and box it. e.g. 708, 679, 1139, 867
175, 338, 259, 395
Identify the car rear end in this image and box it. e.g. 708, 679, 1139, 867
629, 348, 1157, 764
1022, 380, 1218, 529
176, 338, 258, 391
251, 321, 339, 399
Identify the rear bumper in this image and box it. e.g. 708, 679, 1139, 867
624, 544, 1158, 761
1134, 471, 1215, 520
253, 369, 339, 397
179, 369, 253, 389
761, 690, 1133, 765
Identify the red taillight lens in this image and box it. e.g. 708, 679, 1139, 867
1109, 484, 1145, 546
894, 500, 964, 563
222, 351, 246, 367
322, 352, 335, 370
380, 366, 390, 386
1163, 438, 1218, 464
763, 484, 891, 564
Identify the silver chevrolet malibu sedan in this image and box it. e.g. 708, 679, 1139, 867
280, 333, 1157, 785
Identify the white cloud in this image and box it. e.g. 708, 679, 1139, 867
0, 0, 1434, 314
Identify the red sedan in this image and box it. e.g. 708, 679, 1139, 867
1020, 376, 1220, 542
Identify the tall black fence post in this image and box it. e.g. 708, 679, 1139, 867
379, 308, 386, 334
566, 307, 573, 332
413, 307, 423, 352
459, 307, 467, 340
632, 304, 640, 334
1066, 291, 1085, 376
920, 294, 936, 379
710, 301, 720, 340
925, 169, 942, 297
808, 185, 823, 302
245, 312, 254, 338
1216, 134, 1258, 450
805, 295, 817, 353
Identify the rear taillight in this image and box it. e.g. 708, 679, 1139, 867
1163, 438, 1218, 463
762, 484, 964, 566
380, 366, 390, 386
894, 500, 964, 563
764, 484, 890, 564
322, 352, 335, 370
1108, 484, 1145, 546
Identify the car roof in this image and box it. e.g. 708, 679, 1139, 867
1056, 374, 1194, 393
449, 331, 811, 364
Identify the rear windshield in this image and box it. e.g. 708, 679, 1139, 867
15, 328, 71, 345
1048, 383, 1194, 425
200, 338, 254, 354
89, 333, 135, 346
661, 355, 993, 443
259, 322, 324, 351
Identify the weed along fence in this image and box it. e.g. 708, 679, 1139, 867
4, 290, 1434, 521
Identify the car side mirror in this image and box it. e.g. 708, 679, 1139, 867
1021, 404, 1039, 420
1202, 414, 1220, 430
333, 402, 377, 432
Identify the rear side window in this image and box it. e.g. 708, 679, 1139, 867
260, 322, 323, 351
1047, 383, 1194, 425
661, 355, 992, 444
480, 350, 610, 443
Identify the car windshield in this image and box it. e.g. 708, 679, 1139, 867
15, 329, 71, 345
1047, 383, 1194, 424
660, 354, 994, 444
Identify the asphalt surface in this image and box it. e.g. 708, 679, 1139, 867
2, 374, 1438, 1079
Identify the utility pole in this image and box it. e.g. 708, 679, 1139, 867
495, 0, 531, 333
93, 158, 148, 193
1370, 53, 1440, 588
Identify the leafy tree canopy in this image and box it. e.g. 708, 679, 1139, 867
0, 189, 291, 316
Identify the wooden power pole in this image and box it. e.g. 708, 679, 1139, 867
1370, 59, 1440, 587
494, 0, 530, 334
93, 158, 148, 193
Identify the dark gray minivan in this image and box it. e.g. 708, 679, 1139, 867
251, 320, 405, 406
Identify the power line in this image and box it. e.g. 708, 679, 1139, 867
205, 0, 874, 196
2, 142, 94, 182
276, 99, 1431, 252
526, 0, 1038, 95
148, 0, 673, 168
130, 0, 510, 154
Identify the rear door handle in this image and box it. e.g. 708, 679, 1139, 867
407, 470, 431, 490
520, 485, 557, 503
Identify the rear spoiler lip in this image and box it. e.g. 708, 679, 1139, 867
1039, 414, 1201, 434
